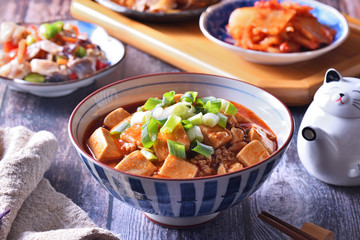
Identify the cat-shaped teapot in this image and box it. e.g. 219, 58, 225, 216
297, 68, 360, 186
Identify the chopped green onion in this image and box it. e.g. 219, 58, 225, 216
224, 101, 238, 116
217, 112, 228, 128
155, 118, 167, 126
191, 140, 214, 158
160, 114, 181, 133
137, 107, 144, 112
205, 99, 222, 113
180, 91, 198, 103
162, 90, 175, 107
186, 126, 203, 142
202, 113, 219, 127
181, 119, 193, 130
220, 99, 228, 111
140, 148, 158, 161
195, 96, 216, 107
110, 121, 130, 136
167, 140, 186, 159
141, 118, 158, 148
143, 98, 162, 110
172, 102, 192, 117
187, 112, 203, 125
131, 111, 150, 126
151, 106, 164, 119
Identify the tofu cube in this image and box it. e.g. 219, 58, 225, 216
120, 124, 143, 147
249, 126, 276, 154
103, 108, 130, 129
200, 125, 232, 149
228, 163, 244, 173
87, 127, 122, 162
158, 155, 198, 179
236, 140, 270, 167
153, 123, 190, 162
217, 164, 227, 175
115, 150, 157, 176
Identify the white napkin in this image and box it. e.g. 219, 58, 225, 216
0, 126, 119, 240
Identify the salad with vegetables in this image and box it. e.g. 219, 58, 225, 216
86, 91, 278, 178
0, 21, 109, 83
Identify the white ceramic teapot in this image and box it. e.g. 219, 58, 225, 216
297, 68, 360, 186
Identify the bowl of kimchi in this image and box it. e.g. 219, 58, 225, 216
199, 0, 349, 65
68, 73, 294, 228
0, 20, 125, 97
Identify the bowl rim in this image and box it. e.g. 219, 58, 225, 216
95, 0, 220, 22
0, 19, 125, 87
68, 72, 294, 181
199, 0, 349, 59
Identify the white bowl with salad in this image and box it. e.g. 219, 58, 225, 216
0, 19, 125, 97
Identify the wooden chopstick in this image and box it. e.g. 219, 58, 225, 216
258, 211, 318, 240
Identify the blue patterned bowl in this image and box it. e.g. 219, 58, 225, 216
68, 73, 294, 227
199, 0, 349, 65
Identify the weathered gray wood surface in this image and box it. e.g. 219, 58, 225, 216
0, 1, 359, 239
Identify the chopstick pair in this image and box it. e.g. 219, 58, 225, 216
258, 211, 318, 240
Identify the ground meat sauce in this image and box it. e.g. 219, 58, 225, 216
84, 92, 277, 178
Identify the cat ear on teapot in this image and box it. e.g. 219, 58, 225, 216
324, 68, 342, 83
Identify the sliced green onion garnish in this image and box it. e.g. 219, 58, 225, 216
220, 99, 228, 111
187, 112, 203, 125
181, 119, 193, 130
131, 111, 151, 126
162, 90, 175, 107
160, 114, 181, 133
167, 140, 186, 159
186, 126, 203, 142
180, 91, 198, 103
224, 101, 238, 116
144, 98, 162, 110
172, 102, 192, 117
141, 118, 158, 148
110, 121, 130, 136
137, 107, 144, 112
155, 118, 167, 126
217, 112, 228, 128
205, 99, 222, 113
202, 113, 219, 127
140, 148, 158, 161
191, 140, 214, 158
151, 105, 164, 119
195, 96, 216, 107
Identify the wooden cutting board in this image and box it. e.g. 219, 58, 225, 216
70, 0, 360, 106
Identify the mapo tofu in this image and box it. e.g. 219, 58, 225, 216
85, 91, 277, 178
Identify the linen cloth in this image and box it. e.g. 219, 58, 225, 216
0, 126, 119, 240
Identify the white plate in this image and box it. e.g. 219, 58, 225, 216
0, 20, 125, 97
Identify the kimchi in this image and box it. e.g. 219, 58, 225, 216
226, 0, 336, 53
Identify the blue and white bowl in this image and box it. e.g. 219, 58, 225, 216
0, 20, 125, 97
199, 0, 349, 65
68, 73, 294, 227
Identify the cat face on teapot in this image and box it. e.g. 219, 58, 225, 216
314, 68, 360, 118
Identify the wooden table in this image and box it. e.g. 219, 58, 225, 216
1, 0, 359, 239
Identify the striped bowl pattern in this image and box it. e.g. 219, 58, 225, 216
68, 73, 294, 225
